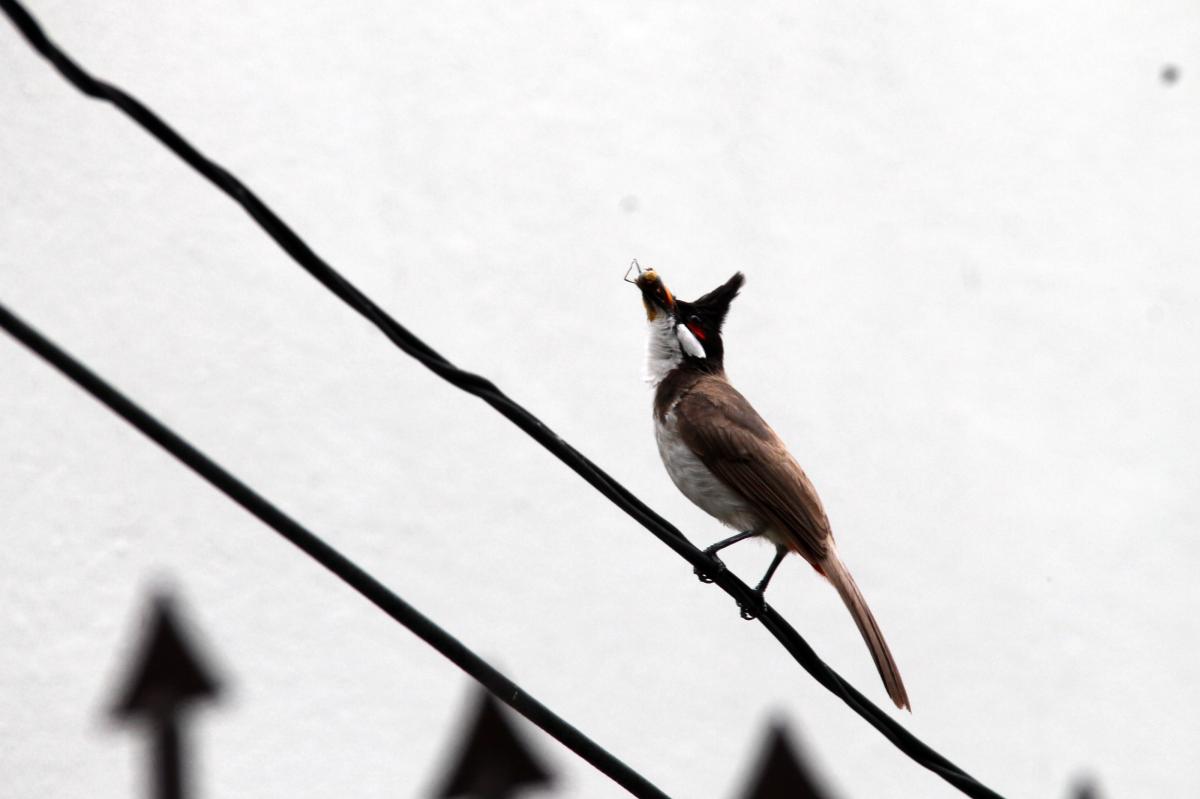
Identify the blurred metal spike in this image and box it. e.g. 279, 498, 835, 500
109, 591, 221, 720
738, 720, 831, 799
434, 689, 554, 798
107, 588, 223, 799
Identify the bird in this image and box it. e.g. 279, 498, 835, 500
628, 263, 910, 710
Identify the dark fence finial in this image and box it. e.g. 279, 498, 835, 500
108, 589, 223, 799
434, 689, 555, 798
738, 720, 832, 799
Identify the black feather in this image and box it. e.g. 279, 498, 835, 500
673, 272, 745, 371
690, 272, 744, 328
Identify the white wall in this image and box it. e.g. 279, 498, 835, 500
3, 2, 1198, 797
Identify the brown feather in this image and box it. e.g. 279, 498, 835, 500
662, 372, 910, 710
669, 374, 831, 563
820, 549, 911, 710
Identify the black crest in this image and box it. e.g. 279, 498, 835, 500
689, 271, 744, 330
674, 272, 744, 369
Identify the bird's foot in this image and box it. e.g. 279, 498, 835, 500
738, 590, 766, 621
694, 548, 727, 583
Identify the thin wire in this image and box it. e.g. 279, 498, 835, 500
0, 4, 1005, 797
0, 302, 671, 799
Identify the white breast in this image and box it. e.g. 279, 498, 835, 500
643, 313, 682, 387
654, 407, 764, 535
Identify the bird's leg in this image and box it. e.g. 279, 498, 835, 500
694, 529, 758, 583
739, 545, 787, 620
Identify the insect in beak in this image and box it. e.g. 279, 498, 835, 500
623, 258, 644, 285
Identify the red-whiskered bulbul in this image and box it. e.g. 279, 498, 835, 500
629, 263, 909, 710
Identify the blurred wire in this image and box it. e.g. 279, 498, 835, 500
0, 3, 1005, 797
0, 301, 669, 799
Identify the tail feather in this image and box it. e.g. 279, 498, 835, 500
819, 549, 910, 711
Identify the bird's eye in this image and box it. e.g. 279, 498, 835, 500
688, 315, 702, 327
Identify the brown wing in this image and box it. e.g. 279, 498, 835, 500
674, 376, 831, 561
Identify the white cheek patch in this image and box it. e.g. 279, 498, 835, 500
675, 323, 707, 359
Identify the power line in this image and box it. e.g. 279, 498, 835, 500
0, 3, 1005, 797
0, 301, 670, 799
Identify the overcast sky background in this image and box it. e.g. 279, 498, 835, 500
3, 2, 1199, 797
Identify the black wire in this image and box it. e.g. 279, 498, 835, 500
0, 4, 1005, 797
0, 302, 671, 799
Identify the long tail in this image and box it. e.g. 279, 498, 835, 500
818, 548, 910, 711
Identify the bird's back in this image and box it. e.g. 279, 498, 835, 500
658, 371, 833, 564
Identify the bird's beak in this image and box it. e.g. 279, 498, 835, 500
625, 260, 675, 320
